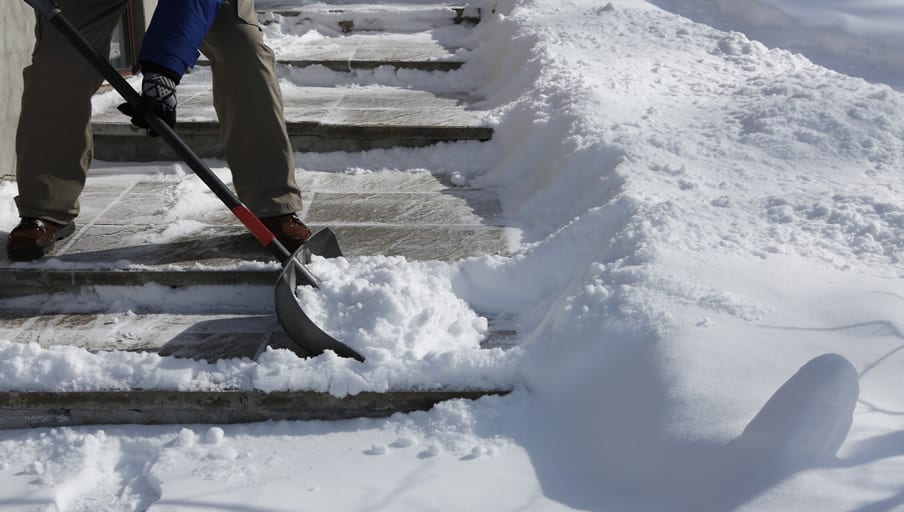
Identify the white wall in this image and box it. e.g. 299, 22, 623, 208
139, 0, 158, 29
1, 3, 35, 180
1, 1, 156, 180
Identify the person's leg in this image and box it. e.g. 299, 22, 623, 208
15, 0, 129, 225
199, 0, 302, 218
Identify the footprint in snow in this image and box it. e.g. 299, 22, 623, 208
364, 444, 388, 456
418, 445, 441, 459
390, 438, 415, 449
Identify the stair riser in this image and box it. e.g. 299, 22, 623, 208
197, 60, 464, 72
92, 126, 493, 161
0, 390, 508, 429
260, 7, 481, 32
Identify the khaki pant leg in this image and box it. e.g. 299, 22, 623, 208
15, 0, 128, 224
200, 0, 302, 217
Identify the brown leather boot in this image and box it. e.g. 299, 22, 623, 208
7, 218, 76, 261
261, 213, 312, 253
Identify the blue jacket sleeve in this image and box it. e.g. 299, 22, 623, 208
137, 0, 223, 81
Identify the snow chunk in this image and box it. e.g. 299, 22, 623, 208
295, 256, 488, 360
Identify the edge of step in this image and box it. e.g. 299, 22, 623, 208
0, 389, 510, 428
260, 6, 482, 29
196, 59, 464, 72
90, 123, 494, 161
0, 269, 275, 298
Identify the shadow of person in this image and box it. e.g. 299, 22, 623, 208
53, 233, 266, 266
674, 353, 860, 511
518, 349, 860, 511
153, 315, 307, 362
516, 336, 674, 510
838, 431, 904, 468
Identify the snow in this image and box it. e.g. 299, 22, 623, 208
651, 0, 904, 89
296, 256, 489, 360
3, 0, 904, 510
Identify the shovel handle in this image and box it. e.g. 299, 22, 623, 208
26, 1, 320, 286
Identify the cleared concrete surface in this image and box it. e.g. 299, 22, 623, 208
92, 85, 492, 160
200, 32, 466, 71
0, 3, 34, 179
0, 170, 506, 275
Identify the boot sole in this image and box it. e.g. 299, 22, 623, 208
7, 222, 77, 262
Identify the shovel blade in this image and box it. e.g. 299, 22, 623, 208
273, 234, 365, 362
299, 227, 343, 263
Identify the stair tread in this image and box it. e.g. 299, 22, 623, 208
0, 171, 509, 290
94, 84, 485, 129
0, 311, 517, 356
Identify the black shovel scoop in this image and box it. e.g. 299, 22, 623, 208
25, 0, 364, 362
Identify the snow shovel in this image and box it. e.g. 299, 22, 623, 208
25, 0, 365, 362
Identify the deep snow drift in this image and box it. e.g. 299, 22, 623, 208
2, 0, 904, 510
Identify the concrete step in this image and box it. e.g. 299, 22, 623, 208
0, 170, 508, 294
0, 165, 515, 425
0, 223, 506, 294
10, 1, 506, 418
0, 389, 508, 429
92, 85, 492, 161
0, 311, 518, 359
199, 32, 467, 71
256, 3, 481, 32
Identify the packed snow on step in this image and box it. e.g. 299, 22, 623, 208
259, 4, 481, 38
3, 0, 904, 510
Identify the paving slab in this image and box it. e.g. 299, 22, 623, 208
0, 390, 508, 429
92, 85, 492, 161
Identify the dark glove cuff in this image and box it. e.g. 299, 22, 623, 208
139, 61, 182, 85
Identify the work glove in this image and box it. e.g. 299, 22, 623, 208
117, 71, 177, 137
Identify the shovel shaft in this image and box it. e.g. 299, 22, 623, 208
32, 5, 301, 267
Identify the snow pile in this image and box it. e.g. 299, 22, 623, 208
0, 396, 543, 511
0, 339, 254, 391
650, 0, 904, 88
0, 336, 514, 396
441, 0, 903, 508
297, 256, 488, 360
0, 180, 16, 228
